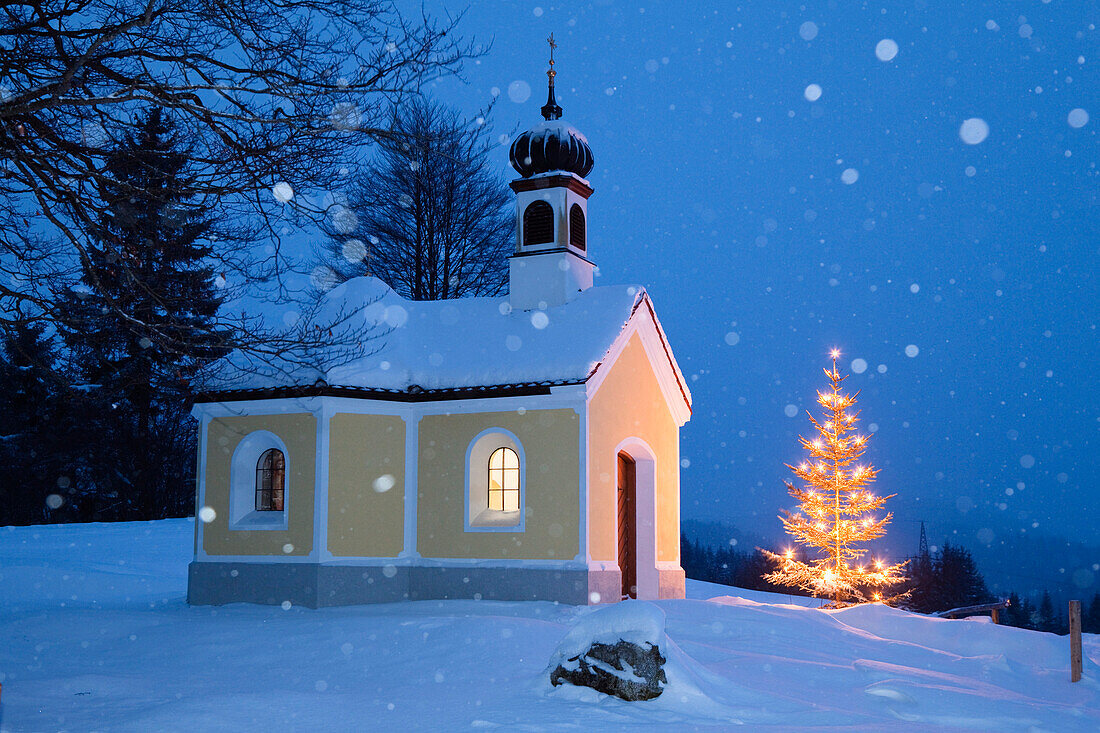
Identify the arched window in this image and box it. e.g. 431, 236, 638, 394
569, 204, 586, 251
466, 429, 524, 531
523, 200, 554, 246
255, 448, 285, 512
487, 447, 520, 512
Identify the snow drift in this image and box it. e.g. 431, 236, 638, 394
1, 519, 1098, 731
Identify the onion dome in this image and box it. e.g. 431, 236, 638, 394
509, 36, 594, 179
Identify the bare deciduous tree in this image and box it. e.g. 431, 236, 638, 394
324, 97, 513, 300
0, 0, 477, 361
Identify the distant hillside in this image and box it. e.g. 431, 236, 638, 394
680, 519, 775, 553
941, 527, 1100, 606
683, 519, 1100, 607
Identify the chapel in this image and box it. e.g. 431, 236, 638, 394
187, 47, 692, 607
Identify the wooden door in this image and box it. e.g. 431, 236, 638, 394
617, 452, 637, 599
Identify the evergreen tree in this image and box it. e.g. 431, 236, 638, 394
764, 351, 906, 604
1003, 592, 1028, 628
1086, 593, 1100, 635
0, 323, 73, 524
1037, 591, 1056, 633
1019, 596, 1036, 630
936, 542, 993, 610
58, 106, 229, 519
906, 542, 938, 613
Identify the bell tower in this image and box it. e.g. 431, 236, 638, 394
507, 35, 596, 311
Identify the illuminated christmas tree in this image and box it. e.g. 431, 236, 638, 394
763, 350, 907, 605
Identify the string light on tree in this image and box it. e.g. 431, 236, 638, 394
763, 349, 907, 605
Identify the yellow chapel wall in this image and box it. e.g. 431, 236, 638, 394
201, 413, 316, 556
327, 413, 405, 557
417, 408, 580, 560
587, 333, 682, 564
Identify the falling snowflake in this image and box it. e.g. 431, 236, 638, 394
271, 182, 294, 203
959, 118, 989, 144
1067, 108, 1089, 128
508, 80, 532, 104
342, 239, 367, 263
875, 39, 898, 62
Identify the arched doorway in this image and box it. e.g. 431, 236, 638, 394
617, 451, 637, 599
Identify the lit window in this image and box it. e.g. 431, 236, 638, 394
467, 429, 524, 531
523, 201, 554, 245
488, 447, 520, 512
255, 448, 285, 512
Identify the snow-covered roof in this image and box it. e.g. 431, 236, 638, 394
205, 276, 651, 397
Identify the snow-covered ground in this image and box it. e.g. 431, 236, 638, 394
1, 520, 1098, 731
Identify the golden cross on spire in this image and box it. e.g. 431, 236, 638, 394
541, 32, 563, 120
547, 33, 558, 84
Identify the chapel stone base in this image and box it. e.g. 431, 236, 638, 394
189, 561, 686, 608
189, 562, 598, 608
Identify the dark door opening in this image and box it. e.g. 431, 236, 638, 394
617, 452, 637, 600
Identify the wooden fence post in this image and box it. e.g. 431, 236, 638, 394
1069, 600, 1082, 683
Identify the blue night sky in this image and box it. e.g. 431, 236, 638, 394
411, 2, 1097, 591
2, 0, 1092, 699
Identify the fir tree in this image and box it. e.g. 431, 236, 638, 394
59, 106, 229, 519
0, 323, 72, 523
906, 540, 938, 612
763, 350, 906, 604
1003, 592, 1027, 628
936, 542, 993, 610
1037, 591, 1056, 633
1086, 593, 1100, 635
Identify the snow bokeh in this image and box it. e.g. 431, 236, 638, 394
271, 182, 293, 203
508, 80, 532, 104
874, 39, 898, 62
959, 118, 990, 144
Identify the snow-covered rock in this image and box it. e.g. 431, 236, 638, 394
548, 601, 668, 701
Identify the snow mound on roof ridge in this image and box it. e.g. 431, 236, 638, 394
205, 277, 646, 393
529, 118, 589, 144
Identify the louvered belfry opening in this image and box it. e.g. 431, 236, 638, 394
523, 200, 554, 246
569, 204, 585, 251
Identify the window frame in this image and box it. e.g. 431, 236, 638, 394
228, 430, 290, 530
487, 446, 520, 513
465, 428, 526, 532
254, 448, 286, 512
